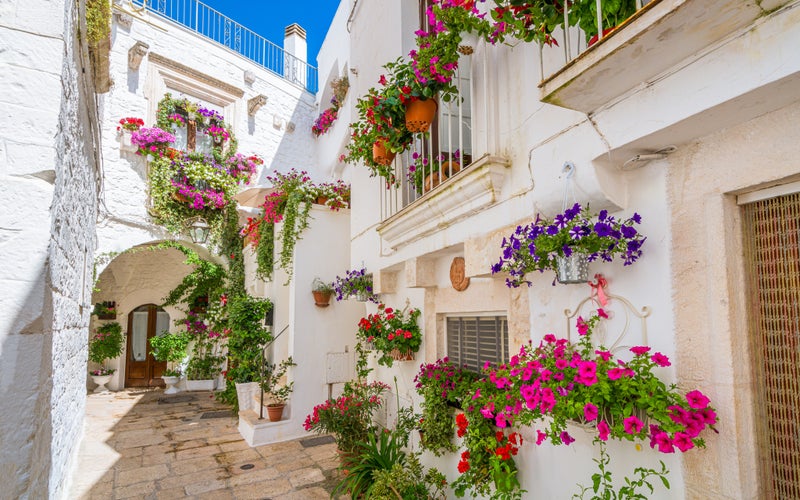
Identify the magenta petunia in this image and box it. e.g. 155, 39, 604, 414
651, 352, 671, 367
536, 430, 547, 445
597, 420, 610, 441
686, 390, 710, 409
595, 350, 612, 362
630, 346, 651, 356
583, 402, 599, 421
672, 432, 695, 452
560, 431, 575, 445
623, 415, 644, 434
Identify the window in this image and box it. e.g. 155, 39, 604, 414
446, 315, 509, 372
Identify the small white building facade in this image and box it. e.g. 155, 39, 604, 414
313, 0, 800, 498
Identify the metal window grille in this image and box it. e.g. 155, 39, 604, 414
741, 192, 800, 499
446, 316, 508, 372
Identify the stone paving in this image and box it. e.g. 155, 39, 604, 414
69, 389, 345, 499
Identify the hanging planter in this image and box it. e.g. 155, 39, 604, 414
372, 139, 396, 166
313, 290, 333, 307
405, 98, 438, 133
555, 253, 590, 284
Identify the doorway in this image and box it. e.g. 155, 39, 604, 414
125, 304, 170, 388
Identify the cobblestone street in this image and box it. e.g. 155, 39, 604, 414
69, 390, 343, 499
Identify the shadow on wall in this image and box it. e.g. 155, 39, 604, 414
0, 253, 54, 499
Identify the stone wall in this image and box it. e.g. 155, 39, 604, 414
0, 0, 99, 498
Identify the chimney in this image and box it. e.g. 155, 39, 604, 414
283, 24, 307, 64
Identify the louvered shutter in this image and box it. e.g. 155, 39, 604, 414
446, 316, 508, 372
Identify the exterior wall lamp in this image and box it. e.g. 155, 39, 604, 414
187, 217, 210, 244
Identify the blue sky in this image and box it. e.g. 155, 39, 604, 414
199, 0, 341, 67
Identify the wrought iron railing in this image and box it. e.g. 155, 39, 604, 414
380, 55, 473, 221
539, 0, 652, 82
129, 0, 318, 93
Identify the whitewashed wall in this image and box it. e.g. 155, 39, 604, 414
328, 0, 800, 498
0, 0, 99, 497
91, 5, 322, 387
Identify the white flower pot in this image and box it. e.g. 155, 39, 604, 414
162, 375, 182, 395
185, 379, 215, 391
91, 374, 113, 393
119, 130, 137, 152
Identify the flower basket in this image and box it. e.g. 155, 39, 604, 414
405, 98, 438, 133
389, 348, 414, 361
372, 139, 396, 166
555, 252, 590, 284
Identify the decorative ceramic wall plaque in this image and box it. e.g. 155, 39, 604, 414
449, 257, 470, 291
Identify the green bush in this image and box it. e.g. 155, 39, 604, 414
88, 322, 124, 364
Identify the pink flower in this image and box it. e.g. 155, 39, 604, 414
583, 403, 599, 421
597, 308, 609, 318
672, 432, 694, 452
577, 316, 589, 335
576, 360, 598, 386
595, 350, 612, 362
555, 358, 568, 370
623, 415, 644, 434
630, 346, 651, 356
560, 431, 575, 445
597, 420, 610, 441
651, 352, 671, 367
698, 407, 717, 425
686, 390, 710, 409
536, 430, 547, 445
543, 334, 557, 343
651, 431, 675, 453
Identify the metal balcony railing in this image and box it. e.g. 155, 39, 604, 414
380, 55, 473, 221
130, 0, 318, 93
538, 0, 653, 82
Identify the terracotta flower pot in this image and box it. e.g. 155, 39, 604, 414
424, 171, 448, 191
171, 192, 188, 203
442, 160, 461, 176
315, 196, 329, 206
312, 290, 333, 307
267, 403, 285, 422
405, 98, 438, 133
372, 140, 396, 166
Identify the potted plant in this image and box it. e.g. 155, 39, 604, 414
332, 267, 378, 303
303, 380, 391, 453
116, 117, 144, 152
310, 179, 351, 210
181, 311, 225, 391
149, 331, 190, 394
92, 300, 117, 320
492, 203, 646, 286
311, 278, 334, 307
225, 295, 273, 412
88, 321, 124, 393
459, 312, 718, 498
260, 357, 296, 421
357, 303, 423, 367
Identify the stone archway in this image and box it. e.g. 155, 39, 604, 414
90, 241, 223, 390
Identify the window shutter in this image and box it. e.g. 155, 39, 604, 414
447, 316, 508, 372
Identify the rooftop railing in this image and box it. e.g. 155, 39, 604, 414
130, 0, 318, 93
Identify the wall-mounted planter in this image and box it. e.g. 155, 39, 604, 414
312, 290, 333, 307
405, 98, 437, 133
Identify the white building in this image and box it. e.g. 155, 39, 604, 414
1, 0, 799, 497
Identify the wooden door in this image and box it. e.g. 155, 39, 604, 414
124, 304, 170, 387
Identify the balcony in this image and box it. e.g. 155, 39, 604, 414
539, 0, 789, 113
